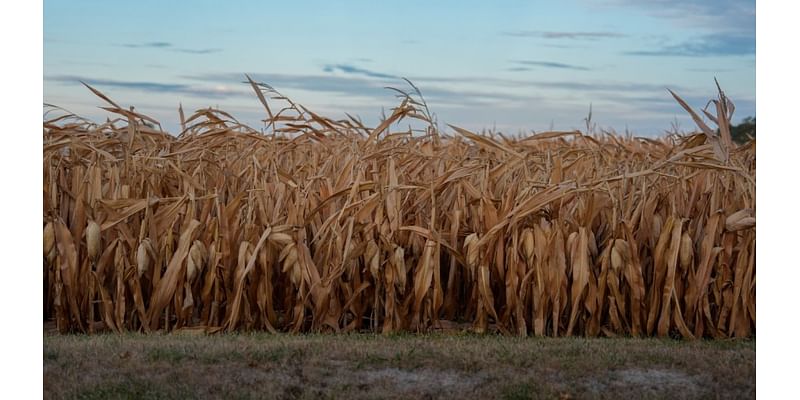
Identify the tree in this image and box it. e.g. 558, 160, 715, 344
729, 117, 755, 144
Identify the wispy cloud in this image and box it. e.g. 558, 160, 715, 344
322, 64, 398, 80
47, 73, 538, 109
122, 41, 172, 49
413, 76, 683, 93
510, 60, 591, 71
609, 93, 755, 119
56, 60, 116, 68
118, 41, 222, 54
46, 75, 246, 99
529, 80, 675, 93
502, 30, 626, 40
625, 33, 754, 57
540, 43, 590, 50
687, 67, 735, 73
595, 0, 754, 34
44, 72, 716, 136
172, 48, 222, 54
46, 71, 701, 133
185, 72, 688, 106
187, 72, 543, 107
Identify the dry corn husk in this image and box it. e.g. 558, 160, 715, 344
392, 246, 406, 289
86, 220, 101, 260
679, 232, 693, 270
725, 209, 755, 231
136, 239, 152, 278
522, 228, 534, 263
41, 79, 754, 338
186, 240, 207, 282
610, 242, 624, 272
567, 231, 578, 259
44, 222, 56, 263
464, 233, 480, 273
279, 243, 300, 286
269, 232, 294, 246
366, 239, 380, 279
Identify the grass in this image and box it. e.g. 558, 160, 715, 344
44, 332, 755, 399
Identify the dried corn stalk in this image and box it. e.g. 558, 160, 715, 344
42, 79, 755, 338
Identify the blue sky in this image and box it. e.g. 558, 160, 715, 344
44, 0, 755, 136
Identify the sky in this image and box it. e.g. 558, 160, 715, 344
43, 0, 755, 136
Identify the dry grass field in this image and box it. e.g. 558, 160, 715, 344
43, 78, 754, 339
43, 332, 754, 399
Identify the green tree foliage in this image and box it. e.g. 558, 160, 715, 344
729, 117, 755, 144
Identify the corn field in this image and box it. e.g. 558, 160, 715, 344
43, 78, 755, 338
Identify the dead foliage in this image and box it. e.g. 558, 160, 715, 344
43, 78, 755, 338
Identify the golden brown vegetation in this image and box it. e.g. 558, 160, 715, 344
43, 78, 755, 338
